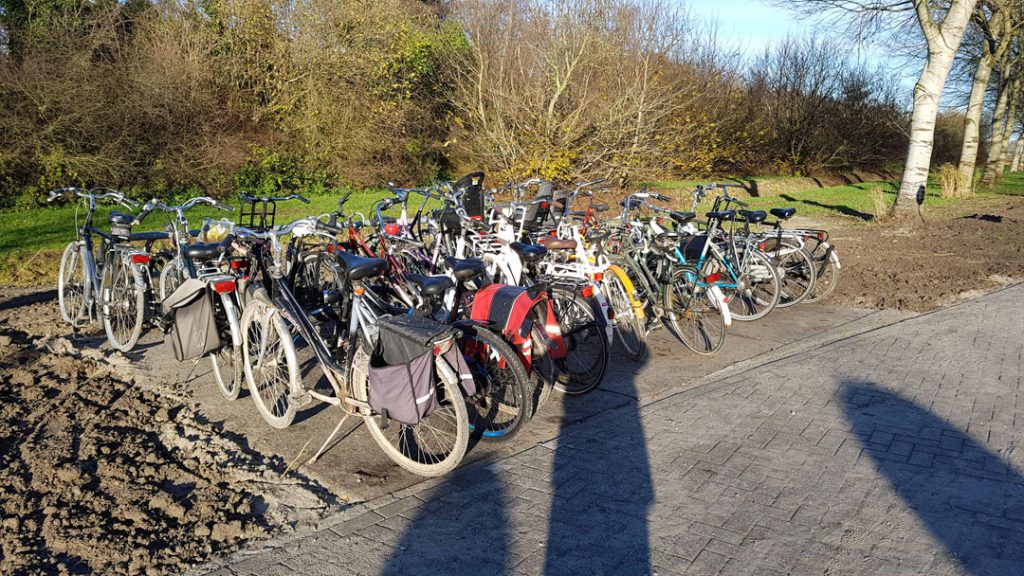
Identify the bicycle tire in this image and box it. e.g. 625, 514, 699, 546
356, 340, 470, 477
767, 240, 816, 308
663, 267, 726, 355
727, 250, 780, 322
241, 289, 300, 428
101, 254, 146, 352
805, 243, 840, 303
159, 259, 185, 302
210, 293, 242, 400
460, 324, 532, 441
549, 285, 608, 395
58, 241, 89, 327
605, 266, 647, 361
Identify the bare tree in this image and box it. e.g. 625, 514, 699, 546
777, 0, 980, 213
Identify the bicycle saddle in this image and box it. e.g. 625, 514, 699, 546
183, 236, 234, 261
739, 210, 768, 224
509, 242, 547, 263
405, 273, 455, 297
705, 210, 735, 220
770, 207, 796, 220
335, 250, 387, 282
539, 236, 577, 250
669, 211, 696, 225
445, 257, 487, 283
109, 211, 135, 225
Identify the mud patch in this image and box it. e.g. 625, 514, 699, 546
0, 295, 336, 575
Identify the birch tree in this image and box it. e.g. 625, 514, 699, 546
778, 0, 979, 214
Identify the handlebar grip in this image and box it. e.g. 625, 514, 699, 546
316, 220, 344, 235
296, 195, 310, 204
214, 201, 235, 212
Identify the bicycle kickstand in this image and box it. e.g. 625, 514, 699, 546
308, 411, 352, 465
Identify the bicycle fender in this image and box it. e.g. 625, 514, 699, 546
607, 265, 645, 320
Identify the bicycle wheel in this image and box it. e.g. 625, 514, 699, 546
805, 243, 840, 303
460, 324, 532, 441
101, 253, 146, 352
58, 241, 89, 326
241, 290, 300, 428
604, 266, 647, 361
356, 341, 470, 477
210, 293, 242, 400
549, 286, 608, 395
761, 239, 815, 308
530, 323, 558, 413
159, 258, 185, 301
727, 250, 780, 321
663, 267, 726, 355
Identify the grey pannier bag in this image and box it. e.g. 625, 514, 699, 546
161, 278, 220, 362
368, 314, 459, 426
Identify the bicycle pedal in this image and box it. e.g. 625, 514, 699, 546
291, 391, 313, 408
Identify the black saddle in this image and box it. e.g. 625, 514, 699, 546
586, 229, 610, 244
405, 273, 455, 297
510, 242, 547, 263
705, 210, 735, 220
183, 236, 234, 261
739, 210, 768, 224
336, 250, 387, 282
109, 211, 135, 226
770, 207, 796, 220
445, 257, 487, 283
669, 211, 696, 225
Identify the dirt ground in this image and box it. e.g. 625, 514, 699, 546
0, 194, 1022, 575
0, 294, 336, 576
825, 196, 1024, 312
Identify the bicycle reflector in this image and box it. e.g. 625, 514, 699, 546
212, 280, 235, 293
816, 232, 825, 240
592, 272, 604, 281
130, 254, 150, 265
541, 201, 550, 210
230, 259, 248, 269
384, 223, 399, 235
705, 273, 722, 283
580, 284, 595, 298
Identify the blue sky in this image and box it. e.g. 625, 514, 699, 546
685, 0, 808, 57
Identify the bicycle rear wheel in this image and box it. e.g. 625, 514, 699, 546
101, 253, 146, 352
663, 267, 726, 355
241, 290, 300, 428
728, 250, 780, 321
58, 241, 89, 326
549, 286, 608, 395
460, 324, 532, 441
805, 243, 840, 303
356, 342, 470, 477
210, 293, 242, 400
764, 240, 816, 308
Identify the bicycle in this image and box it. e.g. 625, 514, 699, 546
50, 187, 166, 352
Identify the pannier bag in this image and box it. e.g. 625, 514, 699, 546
469, 283, 567, 369
161, 279, 220, 362
369, 314, 466, 426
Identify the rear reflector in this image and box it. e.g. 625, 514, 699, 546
130, 254, 149, 265
706, 273, 722, 283
593, 272, 604, 281
385, 224, 399, 235
580, 285, 595, 298
540, 201, 549, 209
230, 259, 248, 269
816, 232, 825, 240
212, 280, 235, 293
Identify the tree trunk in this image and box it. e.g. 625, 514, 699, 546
1012, 135, 1024, 172
895, 51, 958, 212
894, 0, 979, 214
982, 75, 1015, 186
957, 56, 993, 194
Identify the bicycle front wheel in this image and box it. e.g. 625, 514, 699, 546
358, 343, 470, 477
765, 240, 816, 308
101, 254, 146, 352
460, 324, 532, 441
663, 267, 726, 355
58, 241, 89, 327
605, 266, 647, 361
241, 290, 300, 428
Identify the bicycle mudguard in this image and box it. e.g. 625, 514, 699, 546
607, 265, 645, 320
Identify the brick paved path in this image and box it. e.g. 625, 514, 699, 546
203, 284, 1024, 576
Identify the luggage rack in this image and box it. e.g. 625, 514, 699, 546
238, 192, 310, 232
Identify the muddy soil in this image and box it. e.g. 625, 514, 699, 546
0, 294, 336, 576
825, 197, 1024, 312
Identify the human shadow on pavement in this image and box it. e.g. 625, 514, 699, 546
382, 344, 653, 575
841, 381, 1024, 575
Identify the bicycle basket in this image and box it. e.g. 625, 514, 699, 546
239, 197, 275, 232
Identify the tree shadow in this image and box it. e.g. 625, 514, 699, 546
779, 194, 874, 221
840, 380, 1024, 575
0, 289, 56, 311
383, 345, 653, 575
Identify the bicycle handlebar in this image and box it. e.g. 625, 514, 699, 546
47, 187, 138, 209
239, 192, 310, 204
